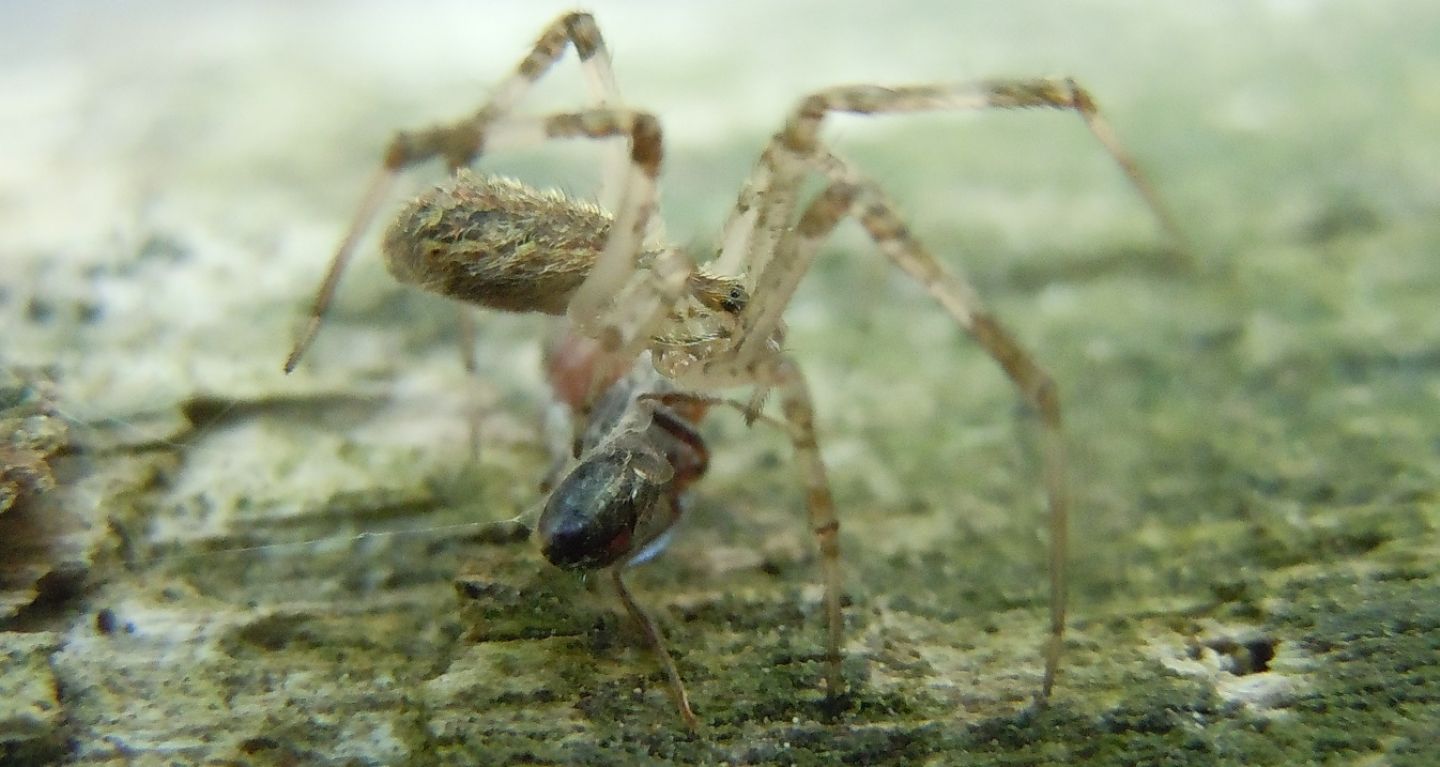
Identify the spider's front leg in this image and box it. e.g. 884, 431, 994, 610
718, 78, 1185, 359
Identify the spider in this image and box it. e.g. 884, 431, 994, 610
283, 10, 1181, 720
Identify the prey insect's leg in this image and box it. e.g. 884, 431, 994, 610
610, 567, 698, 729
639, 392, 791, 435
284, 11, 625, 372
780, 166, 1072, 701
648, 407, 710, 489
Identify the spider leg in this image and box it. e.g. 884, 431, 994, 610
710, 145, 774, 277
284, 11, 625, 372
784, 166, 1072, 702
776, 78, 1183, 244
411, 105, 690, 361
456, 306, 484, 458
530, 111, 693, 424
365, 103, 688, 451
770, 357, 847, 699
666, 354, 848, 699
718, 77, 1183, 362
688, 77, 1169, 705
418, 107, 691, 436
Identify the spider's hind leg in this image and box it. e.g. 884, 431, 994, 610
284, 11, 626, 372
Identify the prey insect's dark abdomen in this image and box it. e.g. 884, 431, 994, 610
381, 172, 610, 314
538, 442, 667, 570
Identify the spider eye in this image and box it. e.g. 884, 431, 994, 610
720, 285, 749, 314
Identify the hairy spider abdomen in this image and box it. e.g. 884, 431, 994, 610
382, 171, 609, 314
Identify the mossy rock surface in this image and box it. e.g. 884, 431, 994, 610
2, 3, 1437, 765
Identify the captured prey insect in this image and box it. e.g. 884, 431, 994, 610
283, 11, 1183, 721
524, 329, 720, 728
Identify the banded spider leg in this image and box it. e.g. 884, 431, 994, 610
667, 78, 1184, 701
